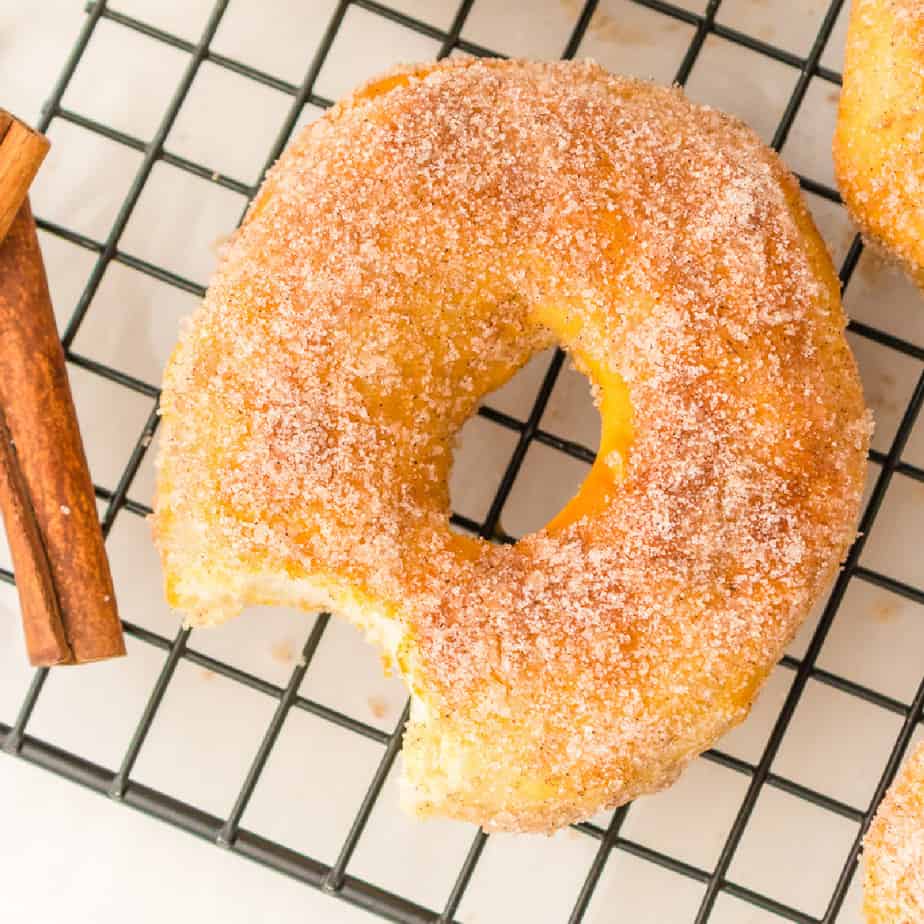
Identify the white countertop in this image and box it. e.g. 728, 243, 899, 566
2, 2, 923, 922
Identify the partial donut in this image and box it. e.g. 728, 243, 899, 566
864, 740, 924, 922
834, 0, 924, 286
154, 58, 870, 832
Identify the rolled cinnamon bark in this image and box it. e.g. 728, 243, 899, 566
0, 199, 124, 665
0, 111, 48, 243
0, 402, 72, 664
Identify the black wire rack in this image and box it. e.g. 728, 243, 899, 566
2, 1, 923, 921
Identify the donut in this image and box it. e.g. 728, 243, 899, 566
833, 0, 924, 286
154, 58, 871, 832
864, 740, 924, 922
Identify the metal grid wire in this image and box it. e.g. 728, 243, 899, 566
2, 1, 923, 921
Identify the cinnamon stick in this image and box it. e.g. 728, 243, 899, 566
0, 403, 71, 663
0, 111, 49, 243
0, 198, 125, 665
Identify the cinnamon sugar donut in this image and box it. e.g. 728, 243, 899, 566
834, 0, 924, 286
864, 740, 924, 922
154, 58, 870, 832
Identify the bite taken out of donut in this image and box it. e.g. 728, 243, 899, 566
834, 0, 924, 287
154, 58, 871, 833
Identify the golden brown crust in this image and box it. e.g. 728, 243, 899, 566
834, 0, 924, 287
154, 59, 870, 832
864, 741, 924, 922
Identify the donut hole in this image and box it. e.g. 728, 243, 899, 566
501, 360, 603, 538
503, 441, 595, 539
449, 413, 521, 535
449, 351, 613, 540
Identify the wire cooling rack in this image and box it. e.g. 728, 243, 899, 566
2, 1, 924, 922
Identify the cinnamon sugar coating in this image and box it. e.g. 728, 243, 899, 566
864, 741, 924, 922
834, 0, 924, 287
154, 59, 870, 832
